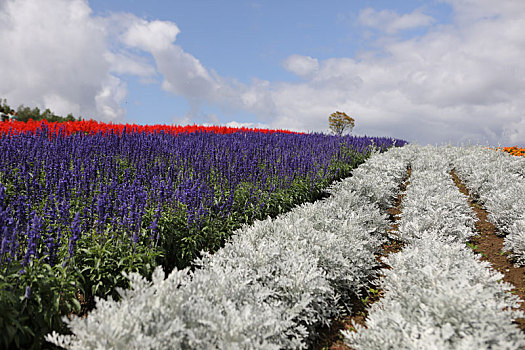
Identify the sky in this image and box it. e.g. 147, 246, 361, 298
0, 0, 524, 146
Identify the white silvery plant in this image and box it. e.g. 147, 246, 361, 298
345, 145, 525, 349
46, 267, 191, 350
276, 194, 389, 308
344, 233, 525, 350
452, 146, 525, 266
484, 184, 525, 231
337, 145, 412, 211
408, 146, 451, 172
396, 149, 476, 243
503, 218, 525, 266
47, 217, 335, 349
47, 146, 409, 349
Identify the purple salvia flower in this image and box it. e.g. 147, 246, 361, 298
68, 211, 82, 260
23, 212, 43, 266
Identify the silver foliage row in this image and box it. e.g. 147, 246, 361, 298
395, 146, 477, 244
451, 146, 525, 266
46, 148, 410, 350
345, 145, 525, 350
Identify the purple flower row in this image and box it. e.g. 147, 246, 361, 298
0, 127, 406, 269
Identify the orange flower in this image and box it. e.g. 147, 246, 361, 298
492, 146, 525, 157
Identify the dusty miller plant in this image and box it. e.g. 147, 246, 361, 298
345, 146, 525, 349
452, 146, 525, 266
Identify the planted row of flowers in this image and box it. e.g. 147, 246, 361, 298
46, 144, 410, 349
0, 119, 298, 137
497, 146, 525, 157
0, 123, 406, 349
345, 145, 525, 349
453, 146, 525, 266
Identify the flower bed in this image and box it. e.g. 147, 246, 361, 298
345, 145, 525, 349
0, 123, 406, 349
46, 146, 410, 349
496, 146, 525, 157
453, 146, 525, 266
0, 119, 298, 137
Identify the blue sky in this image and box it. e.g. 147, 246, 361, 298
86, 0, 453, 125
1, 0, 524, 145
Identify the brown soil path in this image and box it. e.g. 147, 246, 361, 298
312, 168, 411, 350
450, 169, 525, 332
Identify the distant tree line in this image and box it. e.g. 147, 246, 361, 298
1, 98, 81, 122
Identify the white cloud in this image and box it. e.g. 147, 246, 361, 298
439, 0, 525, 23
0, 0, 128, 121
0, 0, 245, 123
121, 19, 180, 52
358, 7, 435, 34
105, 51, 156, 79
116, 16, 236, 111
0, 0, 209, 122
282, 55, 319, 78
95, 76, 127, 121
225, 120, 270, 130
238, 78, 276, 115
155, 46, 218, 102
236, 0, 525, 146
120, 25, 278, 121
1, 0, 524, 146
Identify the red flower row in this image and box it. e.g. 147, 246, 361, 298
0, 119, 299, 136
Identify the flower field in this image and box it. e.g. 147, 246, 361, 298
498, 146, 525, 157
47, 143, 410, 349
3, 120, 524, 350
0, 119, 299, 137
45, 144, 525, 350
0, 121, 404, 349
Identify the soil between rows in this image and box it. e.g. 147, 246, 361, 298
312, 167, 411, 350
450, 169, 525, 332
313, 167, 525, 349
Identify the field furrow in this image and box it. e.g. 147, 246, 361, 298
450, 169, 525, 331
452, 146, 525, 266
344, 145, 525, 349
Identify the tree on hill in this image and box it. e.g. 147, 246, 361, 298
328, 111, 355, 136
0, 98, 80, 122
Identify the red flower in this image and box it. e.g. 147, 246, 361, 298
0, 120, 302, 138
